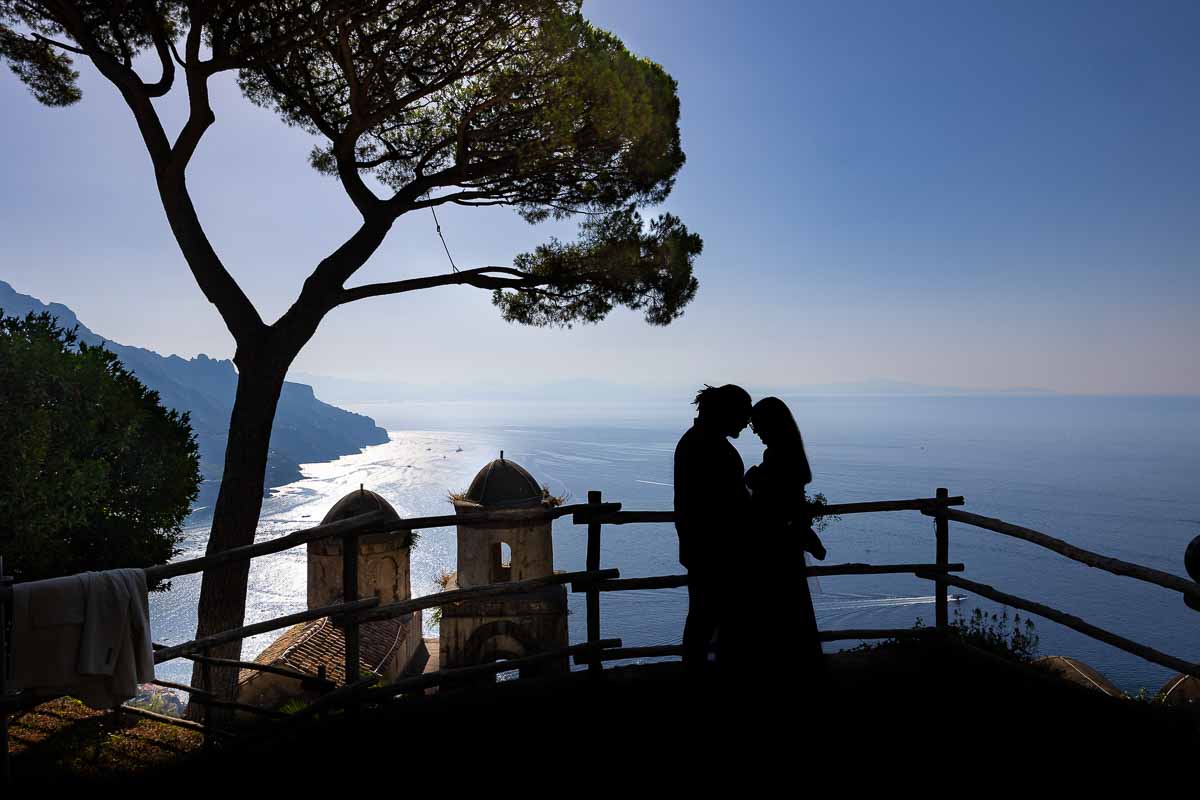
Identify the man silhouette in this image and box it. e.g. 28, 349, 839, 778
674, 384, 753, 675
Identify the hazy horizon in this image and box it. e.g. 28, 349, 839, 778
2, 276, 1196, 399
3, 1, 1198, 395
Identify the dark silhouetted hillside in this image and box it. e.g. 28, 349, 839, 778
1, 281, 388, 499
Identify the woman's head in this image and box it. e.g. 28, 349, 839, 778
751, 396, 803, 448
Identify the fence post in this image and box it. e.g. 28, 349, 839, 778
935, 487, 949, 630
342, 528, 361, 717
586, 490, 603, 675
1, 556, 11, 785
1185, 535, 1200, 613
200, 645, 213, 751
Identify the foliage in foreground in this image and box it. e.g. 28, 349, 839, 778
805, 492, 840, 534
943, 607, 1040, 663
846, 606, 1041, 664
0, 311, 200, 585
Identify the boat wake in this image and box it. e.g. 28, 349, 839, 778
814, 593, 965, 612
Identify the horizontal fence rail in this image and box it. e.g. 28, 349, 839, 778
178, 652, 334, 689
572, 563, 967, 593
338, 569, 620, 626
819, 628, 943, 642
153, 598, 382, 663
145, 511, 397, 583
570, 495, 965, 527
144, 502, 624, 585
919, 572, 1200, 679
928, 508, 1200, 604
116, 703, 233, 737
358, 639, 625, 704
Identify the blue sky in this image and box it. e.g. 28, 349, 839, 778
1, 1, 1197, 394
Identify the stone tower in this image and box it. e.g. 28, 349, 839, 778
309, 488, 416, 615
439, 455, 568, 677
238, 488, 423, 709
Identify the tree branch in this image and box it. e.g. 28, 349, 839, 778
31, 32, 87, 55
168, 38, 185, 68
50, 1, 172, 165
337, 266, 547, 306
385, 155, 517, 214
279, 214, 398, 341
137, 0, 175, 97
202, 4, 357, 76
43, 0, 263, 343
169, 20, 214, 168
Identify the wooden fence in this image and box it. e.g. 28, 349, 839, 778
559, 490, 1200, 680
3, 488, 1199, 775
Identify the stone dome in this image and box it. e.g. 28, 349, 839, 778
1034, 656, 1122, 697
310, 488, 410, 554
1156, 673, 1200, 707
464, 454, 545, 508
321, 488, 401, 525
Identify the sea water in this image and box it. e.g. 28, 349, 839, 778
153, 395, 1200, 695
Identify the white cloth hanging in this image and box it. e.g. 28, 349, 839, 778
10, 568, 155, 709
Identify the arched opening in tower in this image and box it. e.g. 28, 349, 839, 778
490, 541, 513, 583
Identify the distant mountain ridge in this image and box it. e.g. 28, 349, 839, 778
1, 280, 388, 501
290, 372, 1053, 406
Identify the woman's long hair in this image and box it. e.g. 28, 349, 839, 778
754, 397, 822, 593
752, 396, 812, 485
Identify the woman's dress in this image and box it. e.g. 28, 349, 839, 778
745, 445, 825, 682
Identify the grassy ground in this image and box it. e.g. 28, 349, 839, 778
7, 696, 202, 780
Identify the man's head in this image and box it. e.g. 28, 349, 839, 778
693, 384, 753, 438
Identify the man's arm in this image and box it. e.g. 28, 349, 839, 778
674, 431, 715, 567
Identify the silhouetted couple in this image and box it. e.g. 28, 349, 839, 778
674, 384, 826, 688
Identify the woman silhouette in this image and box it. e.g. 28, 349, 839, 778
745, 397, 827, 683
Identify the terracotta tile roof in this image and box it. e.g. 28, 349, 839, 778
239, 616, 412, 686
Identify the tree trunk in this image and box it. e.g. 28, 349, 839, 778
185, 350, 288, 721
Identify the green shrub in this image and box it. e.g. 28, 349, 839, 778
0, 311, 200, 585
842, 607, 1040, 664
946, 607, 1040, 663
278, 699, 308, 715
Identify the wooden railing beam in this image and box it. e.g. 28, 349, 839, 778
579, 496, 964, 527
146, 510, 396, 583
583, 645, 683, 663
166, 651, 335, 690
149, 679, 214, 698
154, 597, 380, 663
930, 509, 1200, 603
117, 703, 234, 737
359, 639, 623, 701
186, 696, 289, 719
820, 628, 942, 642
145, 503, 624, 584
573, 563, 965, 593
919, 571, 1200, 679
339, 569, 619, 626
